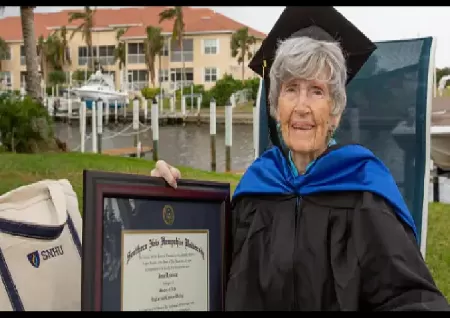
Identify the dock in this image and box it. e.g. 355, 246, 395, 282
53, 110, 253, 125
102, 146, 153, 157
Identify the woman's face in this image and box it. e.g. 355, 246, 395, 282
277, 77, 340, 156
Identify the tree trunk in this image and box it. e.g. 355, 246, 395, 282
158, 54, 162, 98
89, 45, 94, 71
241, 50, 245, 81
20, 7, 41, 100
180, 40, 185, 96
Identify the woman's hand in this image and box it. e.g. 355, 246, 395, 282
150, 160, 181, 189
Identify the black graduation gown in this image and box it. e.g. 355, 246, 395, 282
225, 145, 449, 311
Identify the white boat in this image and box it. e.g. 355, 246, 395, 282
56, 90, 82, 112
431, 97, 450, 172
72, 70, 128, 109
431, 125, 450, 171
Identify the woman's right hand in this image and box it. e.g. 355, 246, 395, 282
150, 160, 181, 189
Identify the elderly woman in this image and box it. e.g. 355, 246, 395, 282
151, 7, 449, 311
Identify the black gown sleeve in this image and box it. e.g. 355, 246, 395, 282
353, 192, 449, 311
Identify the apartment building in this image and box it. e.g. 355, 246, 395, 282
0, 6, 265, 91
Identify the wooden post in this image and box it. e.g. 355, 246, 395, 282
196, 95, 201, 115
132, 97, 140, 157
181, 96, 186, 116
225, 98, 233, 172
67, 86, 72, 125
190, 84, 194, 113
231, 93, 236, 108
97, 99, 103, 154
105, 99, 110, 126
143, 98, 148, 123
433, 165, 440, 202
114, 100, 118, 125
80, 100, 86, 153
151, 97, 159, 161
92, 101, 97, 153
210, 97, 217, 172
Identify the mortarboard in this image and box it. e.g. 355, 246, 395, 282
248, 6, 377, 152
249, 6, 377, 83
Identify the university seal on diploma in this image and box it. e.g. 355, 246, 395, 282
162, 205, 175, 226
81, 170, 231, 311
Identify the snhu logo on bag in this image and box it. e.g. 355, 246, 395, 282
26, 245, 64, 268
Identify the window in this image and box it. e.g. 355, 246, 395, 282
127, 43, 145, 64
128, 69, 148, 90
203, 39, 218, 55
98, 45, 115, 65
170, 39, 193, 62
204, 67, 218, 82
0, 71, 12, 89
1, 46, 11, 60
170, 68, 194, 82
20, 71, 27, 87
20, 45, 25, 65
78, 46, 98, 66
161, 40, 169, 57
159, 69, 169, 83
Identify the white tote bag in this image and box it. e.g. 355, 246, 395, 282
0, 179, 82, 311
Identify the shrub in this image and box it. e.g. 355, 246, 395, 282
141, 87, 161, 100
0, 95, 58, 153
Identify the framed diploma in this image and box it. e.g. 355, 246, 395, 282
81, 170, 231, 312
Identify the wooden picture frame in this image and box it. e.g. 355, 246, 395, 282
81, 170, 231, 311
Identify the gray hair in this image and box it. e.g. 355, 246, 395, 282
268, 36, 348, 118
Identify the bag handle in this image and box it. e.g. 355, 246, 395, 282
45, 182, 68, 228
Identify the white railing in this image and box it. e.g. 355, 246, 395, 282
127, 54, 145, 64
98, 56, 115, 65
170, 51, 193, 63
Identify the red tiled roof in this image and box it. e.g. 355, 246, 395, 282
0, 6, 266, 42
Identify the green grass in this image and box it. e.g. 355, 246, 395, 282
0, 152, 449, 300
0, 152, 242, 209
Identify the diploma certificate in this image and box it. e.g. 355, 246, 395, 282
121, 230, 209, 311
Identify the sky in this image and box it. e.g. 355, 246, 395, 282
2, 6, 449, 68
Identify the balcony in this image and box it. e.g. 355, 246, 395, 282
98, 56, 115, 65
170, 51, 193, 63
128, 54, 145, 64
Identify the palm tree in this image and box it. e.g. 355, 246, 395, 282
37, 36, 50, 85
68, 6, 96, 71
143, 26, 164, 88
0, 36, 8, 90
113, 28, 127, 90
0, 36, 8, 72
159, 6, 185, 93
54, 26, 71, 68
0, 7, 41, 99
231, 27, 256, 81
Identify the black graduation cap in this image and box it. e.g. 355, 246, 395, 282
248, 6, 377, 152
249, 6, 377, 84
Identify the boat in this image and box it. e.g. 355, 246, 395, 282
431, 96, 450, 172
71, 70, 128, 109
56, 89, 82, 113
